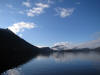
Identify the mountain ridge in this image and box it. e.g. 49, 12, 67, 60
0, 28, 40, 73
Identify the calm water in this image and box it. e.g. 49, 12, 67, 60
2, 51, 100, 75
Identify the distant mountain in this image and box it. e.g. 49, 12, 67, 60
93, 47, 100, 51
0, 28, 40, 73
40, 47, 53, 53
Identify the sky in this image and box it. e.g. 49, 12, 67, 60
0, 0, 100, 47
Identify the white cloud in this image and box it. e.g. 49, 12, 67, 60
8, 22, 36, 34
27, 3, 49, 17
37, 45, 48, 48
46, 0, 63, 4
55, 7, 75, 18
6, 4, 13, 9
54, 42, 69, 47
19, 33, 23, 37
18, 11, 24, 14
22, 0, 31, 7
92, 32, 100, 39
47, 0, 54, 4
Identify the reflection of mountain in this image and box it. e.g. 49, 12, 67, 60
0, 28, 40, 73
94, 47, 100, 51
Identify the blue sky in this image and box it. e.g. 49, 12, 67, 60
0, 0, 100, 47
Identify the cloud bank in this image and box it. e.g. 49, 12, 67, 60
52, 38, 100, 50
8, 22, 36, 34
77, 38, 100, 49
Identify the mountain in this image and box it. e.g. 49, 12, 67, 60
39, 47, 53, 53
93, 47, 100, 51
0, 28, 40, 73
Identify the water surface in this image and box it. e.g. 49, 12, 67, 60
2, 51, 100, 75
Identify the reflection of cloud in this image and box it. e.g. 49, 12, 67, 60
51, 52, 77, 62
3, 68, 22, 75
35, 52, 100, 64
27, 3, 49, 17
51, 52, 100, 63
36, 55, 49, 60
8, 22, 36, 34
55, 7, 75, 18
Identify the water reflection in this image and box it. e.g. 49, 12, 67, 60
0, 50, 39, 74
37, 52, 100, 63
2, 51, 100, 75
2, 68, 22, 75
52, 52, 100, 62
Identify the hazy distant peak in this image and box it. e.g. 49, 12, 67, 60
52, 39, 100, 50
